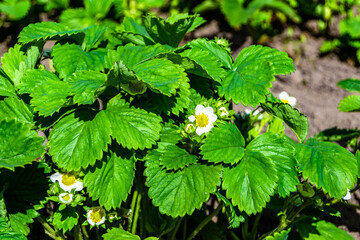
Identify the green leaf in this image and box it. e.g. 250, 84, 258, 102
0, 0, 31, 20
59, 8, 96, 29
53, 207, 79, 233
261, 101, 309, 143
104, 95, 162, 150
121, 16, 152, 37
83, 25, 107, 51
200, 123, 245, 164
145, 160, 222, 217
338, 95, 360, 112
52, 43, 107, 79
18, 69, 59, 94
296, 139, 358, 199
219, 51, 270, 106
0, 120, 45, 170
0, 97, 33, 125
167, 13, 206, 33
84, 148, 135, 210
18, 22, 83, 43
297, 220, 353, 240
30, 78, 70, 116
143, 14, 196, 48
103, 228, 140, 240
265, 228, 290, 240
67, 70, 107, 105
84, 0, 113, 18
339, 16, 360, 39
134, 58, 187, 96
24, 45, 42, 69
48, 110, 111, 171
0, 70, 16, 97
315, 127, 360, 142
338, 79, 360, 92
223, 133, 283, 214
0, 217, 27, 240
159, 145, 198, 170
246, 133, 298, 198
9, 210, 38, 236
1, 45, 26, 86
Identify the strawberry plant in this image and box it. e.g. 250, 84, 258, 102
0, 13, 358, 240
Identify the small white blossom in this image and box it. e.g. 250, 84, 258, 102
253, 109, 264, 120
59, 193, 73, 204
50, 172, 83, 192
87, 207, 106, 226
244, 109, 252, 115
279, 91, 296, 106
342, 189, 352, 201
188, 104, 217, 136
219, 107, 228, 117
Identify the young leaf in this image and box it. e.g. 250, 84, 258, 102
143, 14, 196, 48
103, 228, 140, 240
246, 133, 298, 198
216, 192, 245, 229
18, 22, 83, 43
53, 207, 79, 233
159, 145, 198, 170
0, 120, 45, 170
48, 110, 112, 171
104, 95, 162, 150
84, 149, 135, 210
265, 228, 291, 240
296, 139, 358, 199
261, 101, 309, 143
145, 159, 222, 217
200, 123, 245, 164
0, 97, 33, 125
0, 70, 16, 97
1, 45, 26, 86
52, 43, 107, 79
219, 52, 272, 106
67, 70, 107, 105
338, 95, 360, 112
337, 78, 360, 92
30, 79, 70, 116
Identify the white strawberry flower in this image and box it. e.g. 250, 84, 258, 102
189, 104, 217, 136
342, 188, 352, 201
87, 207, 106, 226
59, 193, 74, 204
50, 172, 83, 192
218, 107, 228, 117
244, 108, 263, 120
279, 91, 296, 106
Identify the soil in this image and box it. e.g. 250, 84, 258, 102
1, 12, 360, 239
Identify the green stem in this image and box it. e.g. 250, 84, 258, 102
74, 225, 82, 240
340, 201, 360, 210
250, 212, 263, 240
81, 224, 90, 240
170, 218, 183, 240
229, 231, 240, 240
36, 216, 59, 240
182, 216, 187, 240
241, 215, 249, 240
128, 189, 139, 232
131, 191, 142, 234
186, 202, 224, 240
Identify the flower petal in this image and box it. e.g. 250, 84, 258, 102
188, 115, 196, 122
288, 97, 296, 106
279, 91, 289, 100
195, 104, 205, 115
73, 181, 84, 191
342, 189, 352, 200
208, 113, 217, 124
50, 172, 62, 183
196, 127, 205, 136
204, 106, 214, 115
244, 109, 252, 115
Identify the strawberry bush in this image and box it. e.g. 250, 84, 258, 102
0, 13, 358, 240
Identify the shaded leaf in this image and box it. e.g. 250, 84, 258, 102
53, 207, 79, 233
337, 79, 360, 92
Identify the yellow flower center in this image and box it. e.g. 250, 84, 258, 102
90, 208, 104, 223
281, 99, 289, 104
62, 173, 76, 186
196, 113, 209, 128
62, 194, 70, 201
